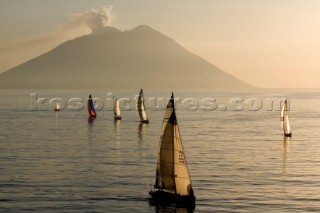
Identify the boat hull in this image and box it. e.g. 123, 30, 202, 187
284, 133, 292, 137
114, 116, 121, 120
149, 190, 195, 208
141, 120, 149, 124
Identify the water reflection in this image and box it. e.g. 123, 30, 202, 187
54, 110, 60, 127
54, 111, 60, 141
114, 119, 121, 130
88, 116, 96, 124
154, 204, 194, 213
282, 136, 290, 174
281, 136, 290, 198
87, 117, 96, 142
114, 119, 121, 141
138, 123, 147, 144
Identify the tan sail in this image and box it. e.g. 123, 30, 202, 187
280, 99, 291, 136
155, 96, 174, 188
157, 93, 193, 196
114, 98, 121, 119
173, 124, 192, 195
136, 89, 149, 122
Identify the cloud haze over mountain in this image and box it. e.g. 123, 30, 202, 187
0, 5, 113, 73
0, 25, 251, 89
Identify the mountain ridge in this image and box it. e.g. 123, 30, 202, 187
0, 25, 252, 89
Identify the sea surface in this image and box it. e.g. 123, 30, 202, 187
1, 89, 320, 212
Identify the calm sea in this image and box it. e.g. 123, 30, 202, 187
1, 89, 320, 212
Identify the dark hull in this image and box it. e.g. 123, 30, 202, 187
284, 133, 292, 137
149, 190, 195, 208
114, 116, 121, 120
141, 120, 149, 124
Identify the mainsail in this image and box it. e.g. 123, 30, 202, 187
87, 94, 97, 117
155, 93, 193, 196
280, 99, 291, 136
136, 89, 149, 123
114, 98, 121, 120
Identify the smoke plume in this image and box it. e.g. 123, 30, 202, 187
0, 5, 113, 72
70, 5, 113, 33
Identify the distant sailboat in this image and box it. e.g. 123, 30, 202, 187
280, 99, 291, 137
136, 89, 149, 123
114, 98, 121, 120
149, 92, 195, 206
87, 94, 97, 117
54, 100, 61, 111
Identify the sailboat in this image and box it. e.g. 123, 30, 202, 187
136, 89, 149, 123
149, 93, 195, 206
280, 99, 291, 137
87, 94, 97, 118
54, 100, 61, 111
114, 98, 121, 120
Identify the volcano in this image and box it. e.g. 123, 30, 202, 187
0, 25, 252, 89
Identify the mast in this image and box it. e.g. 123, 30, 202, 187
172, 109, 177, 194
171, 94, 176, 193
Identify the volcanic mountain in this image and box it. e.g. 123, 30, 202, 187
0, 25, 251, 89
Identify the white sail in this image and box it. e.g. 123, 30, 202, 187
280, 102, 285, 128
157, 93, 193, 196
284, 111, 291, 134
280, 99, 291, 135
114, 99, 121, 117
54, 100, 60, 111
136, 89, 149, 122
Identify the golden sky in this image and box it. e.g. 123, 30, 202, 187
1, 0, 320, 88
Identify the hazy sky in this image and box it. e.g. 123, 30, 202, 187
1, 0, 320, 88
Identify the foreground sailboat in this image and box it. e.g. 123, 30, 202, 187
149, 93, 195, 207
54, 100, 61, 111
280, 99, 291, 137
87, 94, 97, 117
136, 89, 149, 123
114, 98, 121, 120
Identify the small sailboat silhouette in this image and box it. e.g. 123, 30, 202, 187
149, 92, 195, 207
87, 94, 97, 118
280, 99, 291, 137
136, 89, 149, 123
114, 98, 121, 120
54, 100, 61, 111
